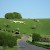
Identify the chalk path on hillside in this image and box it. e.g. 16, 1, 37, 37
17, 34, 49, 50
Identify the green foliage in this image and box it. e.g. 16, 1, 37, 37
32, 33, 41, 42
13, 12, 22, 19
5, 13, 14, 19
31, 25, 37, 29
40, 37, 50, 42
5, 24, 10, 28
0, 31, 17, 47
16, 34, 21, 39
5, 12, 22, 19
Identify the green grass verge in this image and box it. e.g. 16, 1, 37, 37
1, 46, 17, 50
27, 41, 50, 49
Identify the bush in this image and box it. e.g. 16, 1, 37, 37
5, 24, 10, 28
16, 34, 21, 39
11, 30, 14, 33
31, 25, 37, 29
33, 19, 39, 22
0, 31, 17, 47
0, 28, 1, 30
40, 37, 50, 42
32, 33, 41, 42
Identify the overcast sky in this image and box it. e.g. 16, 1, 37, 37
0, 0, 50, 19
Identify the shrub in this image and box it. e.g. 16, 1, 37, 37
12, 30, 14, 33
15, 28, 19, 32
0, 31, 17, 47
6, 24, 10, 28
0, 28, 1, 30
31, 25, 37, 29
16, 34, 21, 39
7, 36, 17, 47
40, 37, 50, 42
33, 19, 39, 22
4, 24, 9, 27
32, 33, 41, 42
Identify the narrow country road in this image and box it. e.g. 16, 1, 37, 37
17, 34, 49, 50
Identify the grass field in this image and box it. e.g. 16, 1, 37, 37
0, 18, 50, 37
0, 46, 17, 50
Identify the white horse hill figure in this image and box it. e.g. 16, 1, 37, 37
10, 20, 25, 24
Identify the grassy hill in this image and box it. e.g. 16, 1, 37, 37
0, 18, 50, 37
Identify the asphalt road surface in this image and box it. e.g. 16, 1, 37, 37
17, 34, 49, 50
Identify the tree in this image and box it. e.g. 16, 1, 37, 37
13, 12, 22, 19
5, 12, 22, 19
5, 13, 14, 19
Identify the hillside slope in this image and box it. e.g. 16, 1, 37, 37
0, 18, 50, 37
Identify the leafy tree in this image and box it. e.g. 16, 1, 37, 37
5, 13, 14, 19
13, 12, 22, 19
5, 12, 22, 19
